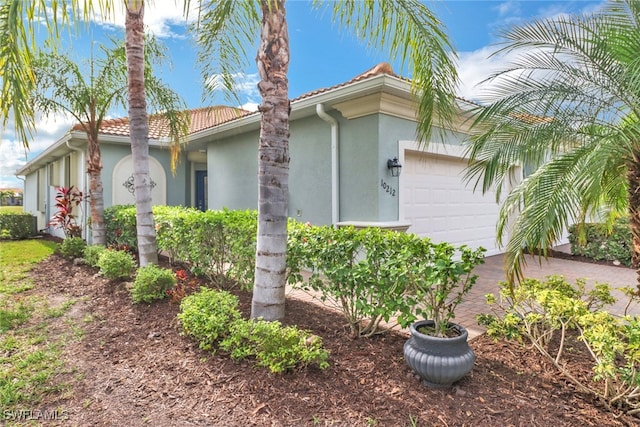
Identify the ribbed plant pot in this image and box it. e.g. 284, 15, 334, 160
403, 320, 475, 388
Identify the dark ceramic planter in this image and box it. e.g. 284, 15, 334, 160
403, 320, 475, 387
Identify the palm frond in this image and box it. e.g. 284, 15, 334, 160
318, 0, 458, 143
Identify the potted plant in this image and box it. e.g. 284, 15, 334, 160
399, 241, 485, 387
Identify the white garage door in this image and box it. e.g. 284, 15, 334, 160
401, 150, 503, 256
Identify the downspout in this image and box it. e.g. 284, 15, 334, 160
316, 104, 340, 225
66, 140, 89, 242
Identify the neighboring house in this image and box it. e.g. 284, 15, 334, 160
0, 188, 23, 206
16, 63, 515, 254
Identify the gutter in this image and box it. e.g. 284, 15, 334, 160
316, 104, 340, 225
66, 140, 90, 243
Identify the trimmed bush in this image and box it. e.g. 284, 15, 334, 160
0, 212, 35, 239
131, 265, 176, 304
178, 288, 241, 350
287, 221, 485, 338
568, 219, 632, 266
106, 205, 257, 290
59, 237, 87, 259
83, 245, 107, 268
97, 249, 135, 280
220, 319, 329, 373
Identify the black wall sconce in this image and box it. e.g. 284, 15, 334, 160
387, 157, 402, 177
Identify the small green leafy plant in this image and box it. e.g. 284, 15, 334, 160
97, 249, 135, 280
59, 237, 87, 259
178, 288, 241, 350
83, 245, 107, 268
178, 288, 329, 372
220, 319, 329, 373
131, 265, 176, 304
479, 276, 640, 416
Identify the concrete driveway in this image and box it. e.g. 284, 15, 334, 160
457, 252, 639, 338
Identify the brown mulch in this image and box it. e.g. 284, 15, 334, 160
26, 249, 639, 426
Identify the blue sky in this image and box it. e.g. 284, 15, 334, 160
0, 0, 601, 189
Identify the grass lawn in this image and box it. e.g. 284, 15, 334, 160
0, 239, 75, 416
0, 206, 24, 213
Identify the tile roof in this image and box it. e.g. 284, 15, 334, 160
291, 62, 399, 103
72, 106, 252, 138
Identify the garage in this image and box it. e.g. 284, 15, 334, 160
399, 147, 505, 256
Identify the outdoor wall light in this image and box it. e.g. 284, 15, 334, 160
387, 157, 402, 177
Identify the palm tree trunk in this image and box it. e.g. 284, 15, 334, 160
125, 0, 158, 266
627, 152, 640, 291
86, 132, 105, 245
250, 0, 290, 321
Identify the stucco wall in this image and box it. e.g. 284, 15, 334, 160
101, 144, 188, 207
207, 131, 259, 211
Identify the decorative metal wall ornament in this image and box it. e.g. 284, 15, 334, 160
123, 175, 156, 194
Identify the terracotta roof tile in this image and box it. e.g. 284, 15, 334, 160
72, 106, 252, 138
291, 62, 399, 103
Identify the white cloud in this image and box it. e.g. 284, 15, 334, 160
206, 72, 261, 108
494, 1, 520, 17
0, 111, 75, 189
456, 47, 510, 102
240, 102, 259, 112
90, 0, 196, 38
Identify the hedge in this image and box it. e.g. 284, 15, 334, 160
0, 212, 36, 240
568, 218, 632, 266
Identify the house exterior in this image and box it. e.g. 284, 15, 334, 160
16, 63, 514, 255
0, 188, 23, 206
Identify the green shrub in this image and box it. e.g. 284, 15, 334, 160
156, 208, 257, 290
104, 205, 138, 252
131, 265, 176, 304
0, 212, 35, 239
106, 205, 258, 290
287, 221, 485, 338
97, 249, 135, 280
478, 276, 640, 416
568, 218, 632, 266
83, 245, 107, 268
220, 319, 329, 373
177, 288, 241, 350
58, 237, 87, 258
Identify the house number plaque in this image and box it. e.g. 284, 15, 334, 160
380, 179, 397, 197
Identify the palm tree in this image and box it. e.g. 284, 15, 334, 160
2, 0, 188, 264
465, 0, 640, 288
125, 0, 156, 266
194, 0, 458, 320
31, 39, 187, 246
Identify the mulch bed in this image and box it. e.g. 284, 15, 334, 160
25, 247, 639, 426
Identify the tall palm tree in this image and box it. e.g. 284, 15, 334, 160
31, 39, 188, 246
124, 0, 157, 266
465, 0, 640, 288
194, 0, 458, 320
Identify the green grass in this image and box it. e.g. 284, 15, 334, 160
0, 238, 75, 411
0, 240, 58, 293
0, 206, 24, 213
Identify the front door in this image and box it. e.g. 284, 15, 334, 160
195, 170, 208, 211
